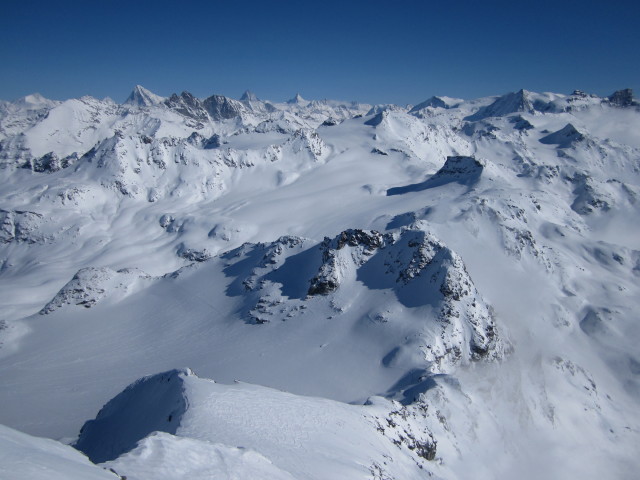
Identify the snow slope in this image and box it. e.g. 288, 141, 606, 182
0, 424, 118, 480
0, 86, 639, 479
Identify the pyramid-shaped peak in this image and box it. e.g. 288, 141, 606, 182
240, 90, 259, 102
539, 123, 584, 146
287, 93, 306, 104
124, 85, 164, 106
409, 95, 461, 113
465, 89, 534, 121
507, 89, 533, 108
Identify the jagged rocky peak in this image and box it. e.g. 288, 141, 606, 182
124, 85, 164, 107
166, 91, 200, 108
24, 151, 79, 173
607, 88, 637, 107
307, 229, 386, 296
539, 123, 584, 146
570, 89, 591, 98
202, 94, 245, 120
436, 155, 485, 177
306, 226, 506, 367
164, 91, 209, 122
285, 128, 327, 159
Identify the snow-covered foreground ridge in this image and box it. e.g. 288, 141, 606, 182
0, 86, 639, 479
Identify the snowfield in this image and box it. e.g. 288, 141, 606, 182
0, 86, 639, 479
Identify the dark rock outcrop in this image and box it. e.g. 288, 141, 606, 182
164, 92, 209, 122
202, 94, 245, 120
607, 88, 637, 107
387, 156, 485, 196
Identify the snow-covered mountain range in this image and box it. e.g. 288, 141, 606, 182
0, 85, 639, 479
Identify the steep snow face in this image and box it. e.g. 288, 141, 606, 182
74, 369, 190, 463
0, 86, 639, 479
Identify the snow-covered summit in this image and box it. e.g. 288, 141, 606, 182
539, 123, 585, 146
465, 89, 535, 120
240, 90, 259, 102
409, 95, 461, 114
124, 85, 165, 107
12, 93, 59, 110
286, 92, 308, 105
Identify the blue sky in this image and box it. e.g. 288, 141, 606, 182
1, 0, 638, 104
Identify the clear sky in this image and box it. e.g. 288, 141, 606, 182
1, 0, 638, 105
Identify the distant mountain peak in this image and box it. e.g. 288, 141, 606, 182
13, 92, 57, 109
409, 96, 461, 114
607, 88, 637, 107
124, 85, 164, 107
287, 93, 306, 104
240, 90, 259, 102
465, 89, 534, 121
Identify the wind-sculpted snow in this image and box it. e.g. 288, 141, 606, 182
75, 368, 190, 463
1, 85, 640, 479
78, 368, 440, 479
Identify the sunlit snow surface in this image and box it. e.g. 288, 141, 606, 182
0, 88, 639, 479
